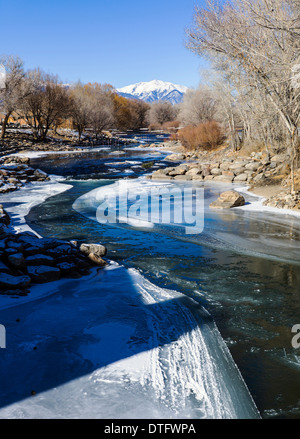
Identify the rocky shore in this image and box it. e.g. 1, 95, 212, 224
0, 129, 139, 157
0, 152, 109, 297
0, 205, 108, 297
150, 145, 300, 211
0, 155, 50, 194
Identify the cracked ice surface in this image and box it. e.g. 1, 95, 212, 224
0, 264, 259, 419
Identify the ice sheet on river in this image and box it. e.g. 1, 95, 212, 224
73, 178, 300, 265
0, 265, 259, 419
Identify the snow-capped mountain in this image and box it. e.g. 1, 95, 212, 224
117, 80, 189, 105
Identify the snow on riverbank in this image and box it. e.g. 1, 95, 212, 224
236, 185, 300, 219
0, 176, 72, 236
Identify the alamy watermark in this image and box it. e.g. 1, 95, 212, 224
0, 324, 6, 349
292, 325, 300, 349
93, 181, 205, 235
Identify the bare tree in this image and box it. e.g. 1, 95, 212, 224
187, 0, 300, 191
178, 85, 217, 127
85, 83, 115, 140
148, 101, 177, 127
69, 82, 91, 141
0, 55, 25, 140
19, 69, 70, 141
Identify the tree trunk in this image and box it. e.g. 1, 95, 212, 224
1, 112, 11, 140
290, 129, 297, 194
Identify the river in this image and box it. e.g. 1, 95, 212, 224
0, 137, 299, 419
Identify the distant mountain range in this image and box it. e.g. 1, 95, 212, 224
117, 79, 189, 105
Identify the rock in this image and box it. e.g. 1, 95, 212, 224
274, 163, 290, 176
174, 175, 192, 181
0, 224, 7, 237
252, 173, 266, 184
0, 273, 31, 290
87, 253, 108, 267
0, 260, 12, 274
229, 162, 246, 171
210, 168, 222, 176
210, 191, 246, 209
3, 156, 30, 165
7, 252, 26, 269
6, 241, 24, 252
27, 265, 61, 283
0, 184, 18, 194
4, 248, 19, 255
56, 262, 78, 275
222, 170, 235, 178
44, 244, 73, 258
165, 153, 186, 161
271, 154, 287, 164
33, 169, 48, 180
80, 243, 107, 257
26, 254, 55, 266
151, 173, 173, 180
220, 163, 231, 171
234, 173, 249, 182
24, 246, 45, 256
169, 165, 189, 176
0, 205, 11, 226
245, 162, 261, 171
0, 238, 7, 251
213, 175, 234, 182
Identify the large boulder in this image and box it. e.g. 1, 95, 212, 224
7, 252, 26, 269
0, 273, 31, 290
210, 168, 222, 176
165, 153, 186, 161
27, 265, 61, 283
80, 243, 107, 257
234, 173, 249, 182
88, 253, 108, 267
174, 174, 192, 181
210, 190, 246, 209
26, 254, 55, 266
33, 169, 49, 180
186, 167, 202, 177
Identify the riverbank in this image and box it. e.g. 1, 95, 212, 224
0, 128, 140, 157
149, 140, 300, 212
0, 167, 109, 297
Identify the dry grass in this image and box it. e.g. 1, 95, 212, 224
178, 121, 224, 151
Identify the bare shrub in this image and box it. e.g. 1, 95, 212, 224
178, 121, 223, 151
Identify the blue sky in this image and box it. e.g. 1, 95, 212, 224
0, 0, 208, 89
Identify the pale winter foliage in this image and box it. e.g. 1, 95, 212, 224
0, 55, 25, 139
186, 0, 300, 190
18, 69, 70, 141
148, 101, 178, 127
178, 86, 217, 127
